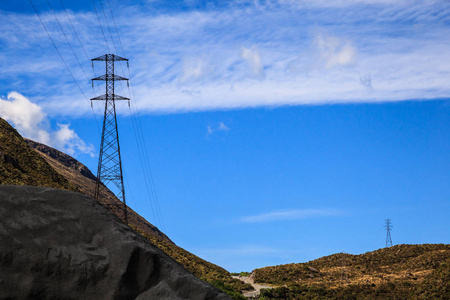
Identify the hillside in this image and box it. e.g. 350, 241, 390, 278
0, 117, 252, 299
253, 244, 450, 299
0, 118, 76, 191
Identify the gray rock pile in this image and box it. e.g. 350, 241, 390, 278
0, 185, 230, 300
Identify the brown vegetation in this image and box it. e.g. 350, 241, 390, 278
254, 244, 450, 299
0, 118, 76, 190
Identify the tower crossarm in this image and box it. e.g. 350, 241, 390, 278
92, 54, 128, 62
90, 94, 130, 101
92, 74, 129, 81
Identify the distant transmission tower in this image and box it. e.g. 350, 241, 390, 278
385, 219, 393, 247
91, 54, 130, 224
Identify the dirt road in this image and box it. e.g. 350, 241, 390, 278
232, 275, 273, 298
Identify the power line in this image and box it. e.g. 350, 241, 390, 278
58, 0, 91, 63
98, 0, 118, 54
28, 0, 90, 104
130, 102, 166, 230
123, 76, 165, 230
102, 2, 165, 230
30, 0, 164, 230
96, 0, 130, 100
91, 0, 129, 100
90, 0, 126, 118
127, 105, 159, 226
106, 0, 126, 58
69, 0, 165, 230
104, 0, 130, 99
32, 0, 101, 132
91, 0, 110, 53
124, 170, 139, 211
58, 0, 101, 95
125, 60, 165, 230
46, 0, 92, 85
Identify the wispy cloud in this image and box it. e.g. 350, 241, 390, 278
180, 56, 212, 83
0, 1, 449, 115
206, 121, 230, 137
0, 92, 94, 156
241, 209, 341, 223
241, 46, 264, 78
315, 34, 357, 69
359, 74, 373, 89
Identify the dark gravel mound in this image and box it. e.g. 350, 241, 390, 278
0, 185, 231, 300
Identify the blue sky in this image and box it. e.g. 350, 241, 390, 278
0, 0, 450, 272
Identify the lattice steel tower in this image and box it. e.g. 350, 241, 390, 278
385, 218, 393, 247
91, 54, 129, 223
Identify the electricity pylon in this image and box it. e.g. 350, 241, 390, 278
385, 218, 393, 247
91, 54, 129, 224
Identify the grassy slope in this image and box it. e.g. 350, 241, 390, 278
0, 118, 76, 191
254, 244, 450, 299
0, 118, 252, 299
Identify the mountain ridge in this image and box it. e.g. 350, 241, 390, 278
252, 243, 450, 299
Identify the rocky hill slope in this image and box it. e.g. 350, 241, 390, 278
0, 185, 231, 300
253, 244, 450, 299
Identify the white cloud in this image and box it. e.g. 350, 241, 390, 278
240, 46, 264, 77
277, 0, 409, 8
315, 34, 357, 68
206, 121, 230, 137
0, 91, 50, 143
359, 74, 373, 89
52, 123, 95, 157
218, 122, 230, 131
180, 57, 211, 82
1, 1, 450, 115
241, 209, 341, 223
0, 92, 94, 156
